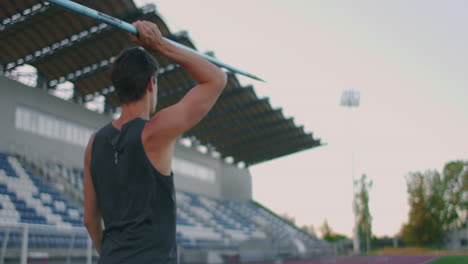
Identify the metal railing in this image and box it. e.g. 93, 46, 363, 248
0, 223, 96, 264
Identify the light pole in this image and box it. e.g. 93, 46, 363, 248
463, 165, 468, 250
340, 89, 361, 255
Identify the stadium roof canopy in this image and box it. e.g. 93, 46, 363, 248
0, 0, 322, 166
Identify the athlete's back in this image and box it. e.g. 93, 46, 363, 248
91, 118, 176, 263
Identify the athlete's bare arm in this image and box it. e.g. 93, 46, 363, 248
132, 21, 227, 175
83, 134, 102, 254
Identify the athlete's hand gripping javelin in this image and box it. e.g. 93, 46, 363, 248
130, 20, 167, 53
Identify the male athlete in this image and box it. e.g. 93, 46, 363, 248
83, 20, 227, 263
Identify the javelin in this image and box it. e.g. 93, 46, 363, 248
44, 0, 265, 82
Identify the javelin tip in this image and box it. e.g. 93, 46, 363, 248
243, 73, 266, 83
252, 75, 266, 83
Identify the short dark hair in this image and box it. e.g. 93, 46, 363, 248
111, 47, 160, 104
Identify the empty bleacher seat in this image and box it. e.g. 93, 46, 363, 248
0, 152, 320, 250
0, 153, 82, 228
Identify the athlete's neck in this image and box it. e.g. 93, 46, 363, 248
113, 100, 153, 130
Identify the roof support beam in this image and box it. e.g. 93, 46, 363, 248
193, 109, 282, 142
218, 122, 300, 154
7, 23, 112, 71
245, 140, 319, 166
207, 117, 292, 148
191, 87, 259, 126
256, 140, 319, 164
224, 125, 303, 158
3, 6, 156, 70
239, 134, 316, 164
187, 97, 268, 137
0, 2, 50, 33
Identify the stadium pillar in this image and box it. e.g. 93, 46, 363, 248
0, 229, 9, 264
86, 236, 92, 264
36, 72, 48, 90
73, 88, 84, 105
20, 225, 29, 264
66, 233, 76, 264
104, 98, 114, 115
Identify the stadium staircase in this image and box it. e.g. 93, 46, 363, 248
0, 152, 323, 252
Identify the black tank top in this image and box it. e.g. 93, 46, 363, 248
90, 117, 177, 263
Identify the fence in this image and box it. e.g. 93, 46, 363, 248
0, 223, 96, 264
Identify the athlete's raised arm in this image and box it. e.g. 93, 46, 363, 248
131, 20, 227, 140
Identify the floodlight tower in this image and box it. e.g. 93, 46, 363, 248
340, 89, 361, 255
463, 164, 468, 250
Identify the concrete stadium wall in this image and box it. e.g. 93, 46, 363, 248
173, 143, 252, 201
173, 143, 224, 199
0, 76, 252, 201
0, 76, 109, 168
219, 163, 252, 201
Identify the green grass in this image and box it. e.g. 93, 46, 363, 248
429, 256, 468, 264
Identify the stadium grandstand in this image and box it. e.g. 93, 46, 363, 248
0, 0, 328, 263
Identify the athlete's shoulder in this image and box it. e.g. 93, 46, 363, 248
92, 122, 114, 141
143, 110, 179, 142
87, 122, 112, 155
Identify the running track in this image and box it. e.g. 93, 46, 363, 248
281, 255, 439, 264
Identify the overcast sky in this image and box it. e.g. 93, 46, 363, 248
135, 0, 468, 237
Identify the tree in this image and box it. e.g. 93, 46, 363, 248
401, 161, 467, 247
441, 161, 468, 230
301, 224, 317, 236
280, 213, 296, 225
401, 170, 445, 246
319, 219, 347, 242
355, 174, 373, 252
320, 219, 333, 241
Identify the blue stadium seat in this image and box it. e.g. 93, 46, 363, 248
0, 154, 19, 178
0, 152, 319, 250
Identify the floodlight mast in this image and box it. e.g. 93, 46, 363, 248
45, 0, 265, 82
340, 89, 361, 255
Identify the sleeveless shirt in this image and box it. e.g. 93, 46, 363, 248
90, 117, 177, 263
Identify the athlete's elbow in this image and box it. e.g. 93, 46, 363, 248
83, 218, 91, 229
217, 71, 227, 89
83, 213, 99, 229
210, 70, 227, 91
83, 216, 92, 228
